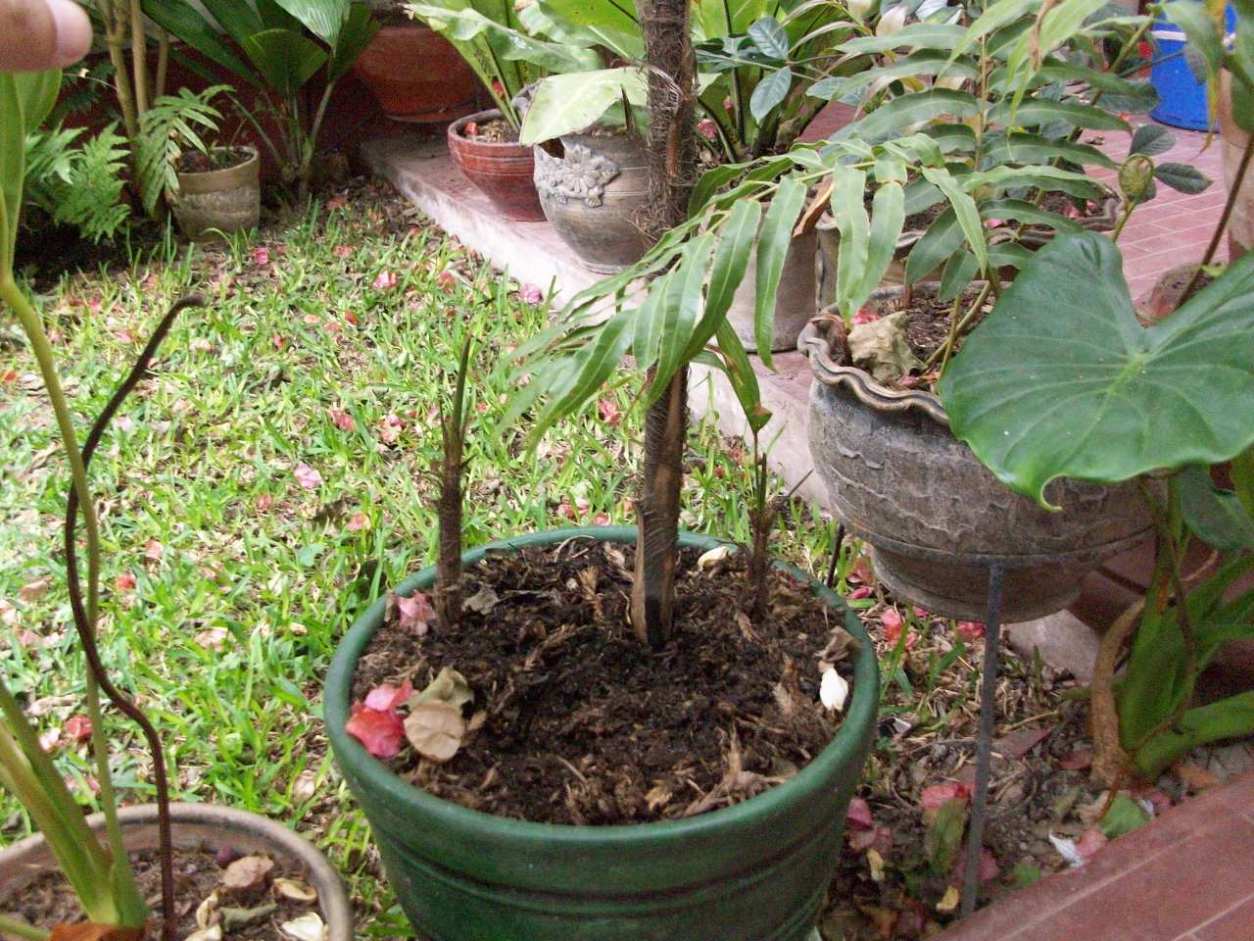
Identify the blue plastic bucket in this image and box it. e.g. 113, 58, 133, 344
1150, 2, 1237, 131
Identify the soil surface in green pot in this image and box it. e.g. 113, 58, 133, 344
349, 540, 856, 825
326, 527, 878, 941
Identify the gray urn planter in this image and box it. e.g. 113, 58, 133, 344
799, 293, 1154, 622
533, 132, 651, 273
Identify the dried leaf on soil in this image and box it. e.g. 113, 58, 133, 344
280, 912, 327, 941
274, 878, 319, 903
394, 592, 436, 635
848, 311, 920, 383
404, 701, 466, 763
49, 927, 144, 941
221, 854, 274, 895
412, 667, 473, 710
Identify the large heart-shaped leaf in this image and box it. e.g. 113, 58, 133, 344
940, 231, 1254, 507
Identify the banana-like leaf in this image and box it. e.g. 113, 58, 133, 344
809, 52, 978, 101
837, 22, 968, 54
519, 68, 647, 145
531, 0, 643, 58
143, 0, 263, 86
923, 165, 987, 273
753, 176, 807, 368
327, 2, 380, 82
1, 70, 60, 272
201, 0, 268, 48
940, 232, 1254, 507
272, 0, 349, 47
649, 234, 715, 402
243, 28, 328, 97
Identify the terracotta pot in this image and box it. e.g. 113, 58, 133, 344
799, 287, 1154, 622
726, 226, 818, 353
447, 110, 545, 222
0, 803, 352, 940
172, 147, 260, 242
1218, 72, 1252, 258
534, 132, 652, 273
353, 24, 479, 123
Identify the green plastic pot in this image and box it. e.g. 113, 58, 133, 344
325, 527, 878, 941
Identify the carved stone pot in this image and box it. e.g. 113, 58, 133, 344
533, 132, 651, 273
799, 290, 1154, 622
172, 146, 259, 242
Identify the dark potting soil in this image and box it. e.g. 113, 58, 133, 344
350, 540, 857, 826
177, 148, 252, 174
10, 846, 319, 939
462, 118, 517, 144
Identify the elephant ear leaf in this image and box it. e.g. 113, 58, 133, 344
939, 231, 1254, 508
1, 70, 61, 274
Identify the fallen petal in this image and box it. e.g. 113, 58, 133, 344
820, 667, 849, 712
280, 912, 327, 941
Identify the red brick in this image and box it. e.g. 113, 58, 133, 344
1195, 894, 1254, 941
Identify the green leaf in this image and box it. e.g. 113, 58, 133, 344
946, 0, 1037, 65
925, 799, 967, 875
1, 70, 60, 272
830, 165, 869, 319
940, 232, 1254, 507
906, 207, 962, 284
689, 163, 743, 214
271, 0, 348, 46
968, 164, 1109, 201
532, 0, 643, 59
327, 3, 380, 82
981, 199, 1082, 233
922, 166, 987, 274
650, 234, 715, 400
1134, 691, 1254, 779
748, 15, 790, 60
809, 53, 978, 102
530, 307, 635, 441
1179, 466, 1254, 551
837, 22, 968, 55
987, 132, 1116, 168
1098, 794, 1150, 839
750, 66, 794, 122
713, 320, 770, 433
837, 89, 981, 144
1130, 123, 1175, 157
861, 181, 906, 311
632, 270, 672, 369
1154, 162, 1213, 195
684, 199, 763, 359
990, 98, 1129, 131
519, 68, 648, 144
753, 176, 807, 368
143, 0, 262, 84
938, 250, 980, 302
242, 28, 328, 97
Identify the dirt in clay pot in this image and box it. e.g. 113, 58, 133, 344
326, 527, 878, 941
799, 285, 1154, 622
0, 803, 352, 941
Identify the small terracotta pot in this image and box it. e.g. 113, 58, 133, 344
172, 146, 260, 242
447, 110, 546, 222
353, 24, 480, 123
0, 803, 352, 940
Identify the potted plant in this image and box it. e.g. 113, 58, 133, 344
792, 0, 1221, 619
325, 6, 878, 939
0, 69, 351, 941
936, 0, 1254, 790
143, 0, 380, 197
352, 0, 481, 123
409, 0, 600, 222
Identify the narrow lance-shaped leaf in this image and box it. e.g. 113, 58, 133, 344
714, 320, 771, 434
939, 232, 1254, 507
1178, 466, 1254, 551
837, 89, 981, 144
649, 234, 715, 401
860, 181, 906, 312
753, 175, 808, 368
529, 308, 635, 443
922, 166, 986, 274
683, 199, 763, 360
829, 164, 869, 319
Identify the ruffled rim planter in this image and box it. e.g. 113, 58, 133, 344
799, 291, 1154, 621
325, 526, 879, 941
0, 802, 352, 940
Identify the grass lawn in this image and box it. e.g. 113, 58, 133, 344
0, 181, 846, 936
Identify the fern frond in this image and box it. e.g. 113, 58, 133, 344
137, 85, 230, 214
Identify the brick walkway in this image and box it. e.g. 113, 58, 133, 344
937, 773, 1254, 941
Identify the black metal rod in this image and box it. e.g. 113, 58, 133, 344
825, 523, 846, 588
961, 563, 1005, 918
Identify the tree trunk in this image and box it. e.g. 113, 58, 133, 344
631, 0, 697, 647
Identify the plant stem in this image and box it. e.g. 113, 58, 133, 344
0, 912, 49, 941
1109, 198, 1137, 242
129, 0, 149, 116
435, 337, 473, 630
1089, 597, 1144, 788
1182, 133, 1254, 299
925, 280, 991, 373
155, 27, 170, 100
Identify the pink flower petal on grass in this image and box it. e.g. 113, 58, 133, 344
921, 782, 972, 813
65, 714, 93, 743
956, 620, 985, 642
294, 463, 322, 490
373, 270, 398, 291
520, 284, 543, 305
364, 679, 414, 712
848, 585, 873, 600
252, 246, 270, 267
346, 703, 405, 758
347, 511, 371, 532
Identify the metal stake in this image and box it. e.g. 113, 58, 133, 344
961, 563, 1005, 918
